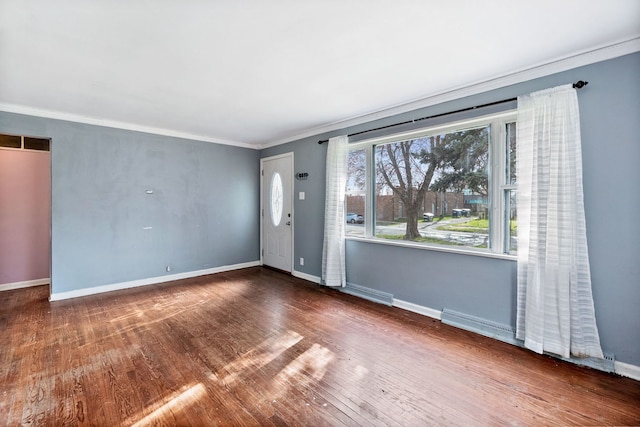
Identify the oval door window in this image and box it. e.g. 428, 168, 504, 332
270, 172, 283, 226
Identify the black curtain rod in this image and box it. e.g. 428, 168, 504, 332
318, 80, 589, 144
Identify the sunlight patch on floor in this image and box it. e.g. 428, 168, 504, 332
278, 343, 334, 382
353, 364, 369, 381
129, 383, 206, 427
267, 343, 335, 405
108, 280, 252, 325
212, 330, 304, 386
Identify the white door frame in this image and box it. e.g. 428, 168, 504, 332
260, 152, 294, 271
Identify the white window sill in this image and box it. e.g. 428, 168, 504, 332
346, 236, 517, 261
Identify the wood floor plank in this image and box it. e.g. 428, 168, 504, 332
1, 267, 639, 426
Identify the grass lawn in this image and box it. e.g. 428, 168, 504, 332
436, 218, 517, 234
437, 218, 489, 233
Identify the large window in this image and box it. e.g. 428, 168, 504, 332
346, 111, 517, 255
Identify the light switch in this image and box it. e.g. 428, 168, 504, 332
299, 191, 305, 200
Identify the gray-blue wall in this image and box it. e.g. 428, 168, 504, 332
0, 113, 260, 293
260, 52, 640, 367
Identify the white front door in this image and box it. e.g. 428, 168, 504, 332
261, 153, 293, 272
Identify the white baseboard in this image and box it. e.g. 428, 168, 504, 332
393, 298, 442, 320
49, 261, 260, 301
0, 278, 50, 292
292, 270, 321, 284
615, 361, 640, 381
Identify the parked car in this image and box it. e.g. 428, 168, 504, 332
346, 212, 364, 224
451, 208, 472, 218
423, 212, 435, 222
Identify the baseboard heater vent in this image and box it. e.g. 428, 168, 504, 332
555, 352, 616, 373
441, 308, 518, 345
342, 283, 393, 306
441, 308, 617, 373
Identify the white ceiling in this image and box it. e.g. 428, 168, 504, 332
1, 1, 639, 149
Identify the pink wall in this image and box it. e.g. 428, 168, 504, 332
0, 149, 51, 285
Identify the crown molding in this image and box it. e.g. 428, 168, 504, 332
260, 37, 640, 149
0, 103, 256, 149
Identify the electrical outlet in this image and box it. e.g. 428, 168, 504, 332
299, 257, 304, 266
166, 265, 171, 272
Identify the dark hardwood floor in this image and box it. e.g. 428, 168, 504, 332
1, 267, 639, 426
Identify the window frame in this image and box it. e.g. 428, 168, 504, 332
347, 110, 517, 258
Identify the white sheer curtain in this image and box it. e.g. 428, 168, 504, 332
516, 84, 603, 359
322, 135, 348, 287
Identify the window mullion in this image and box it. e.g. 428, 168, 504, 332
364, 144, 374, 238
490, 119, 506, 253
